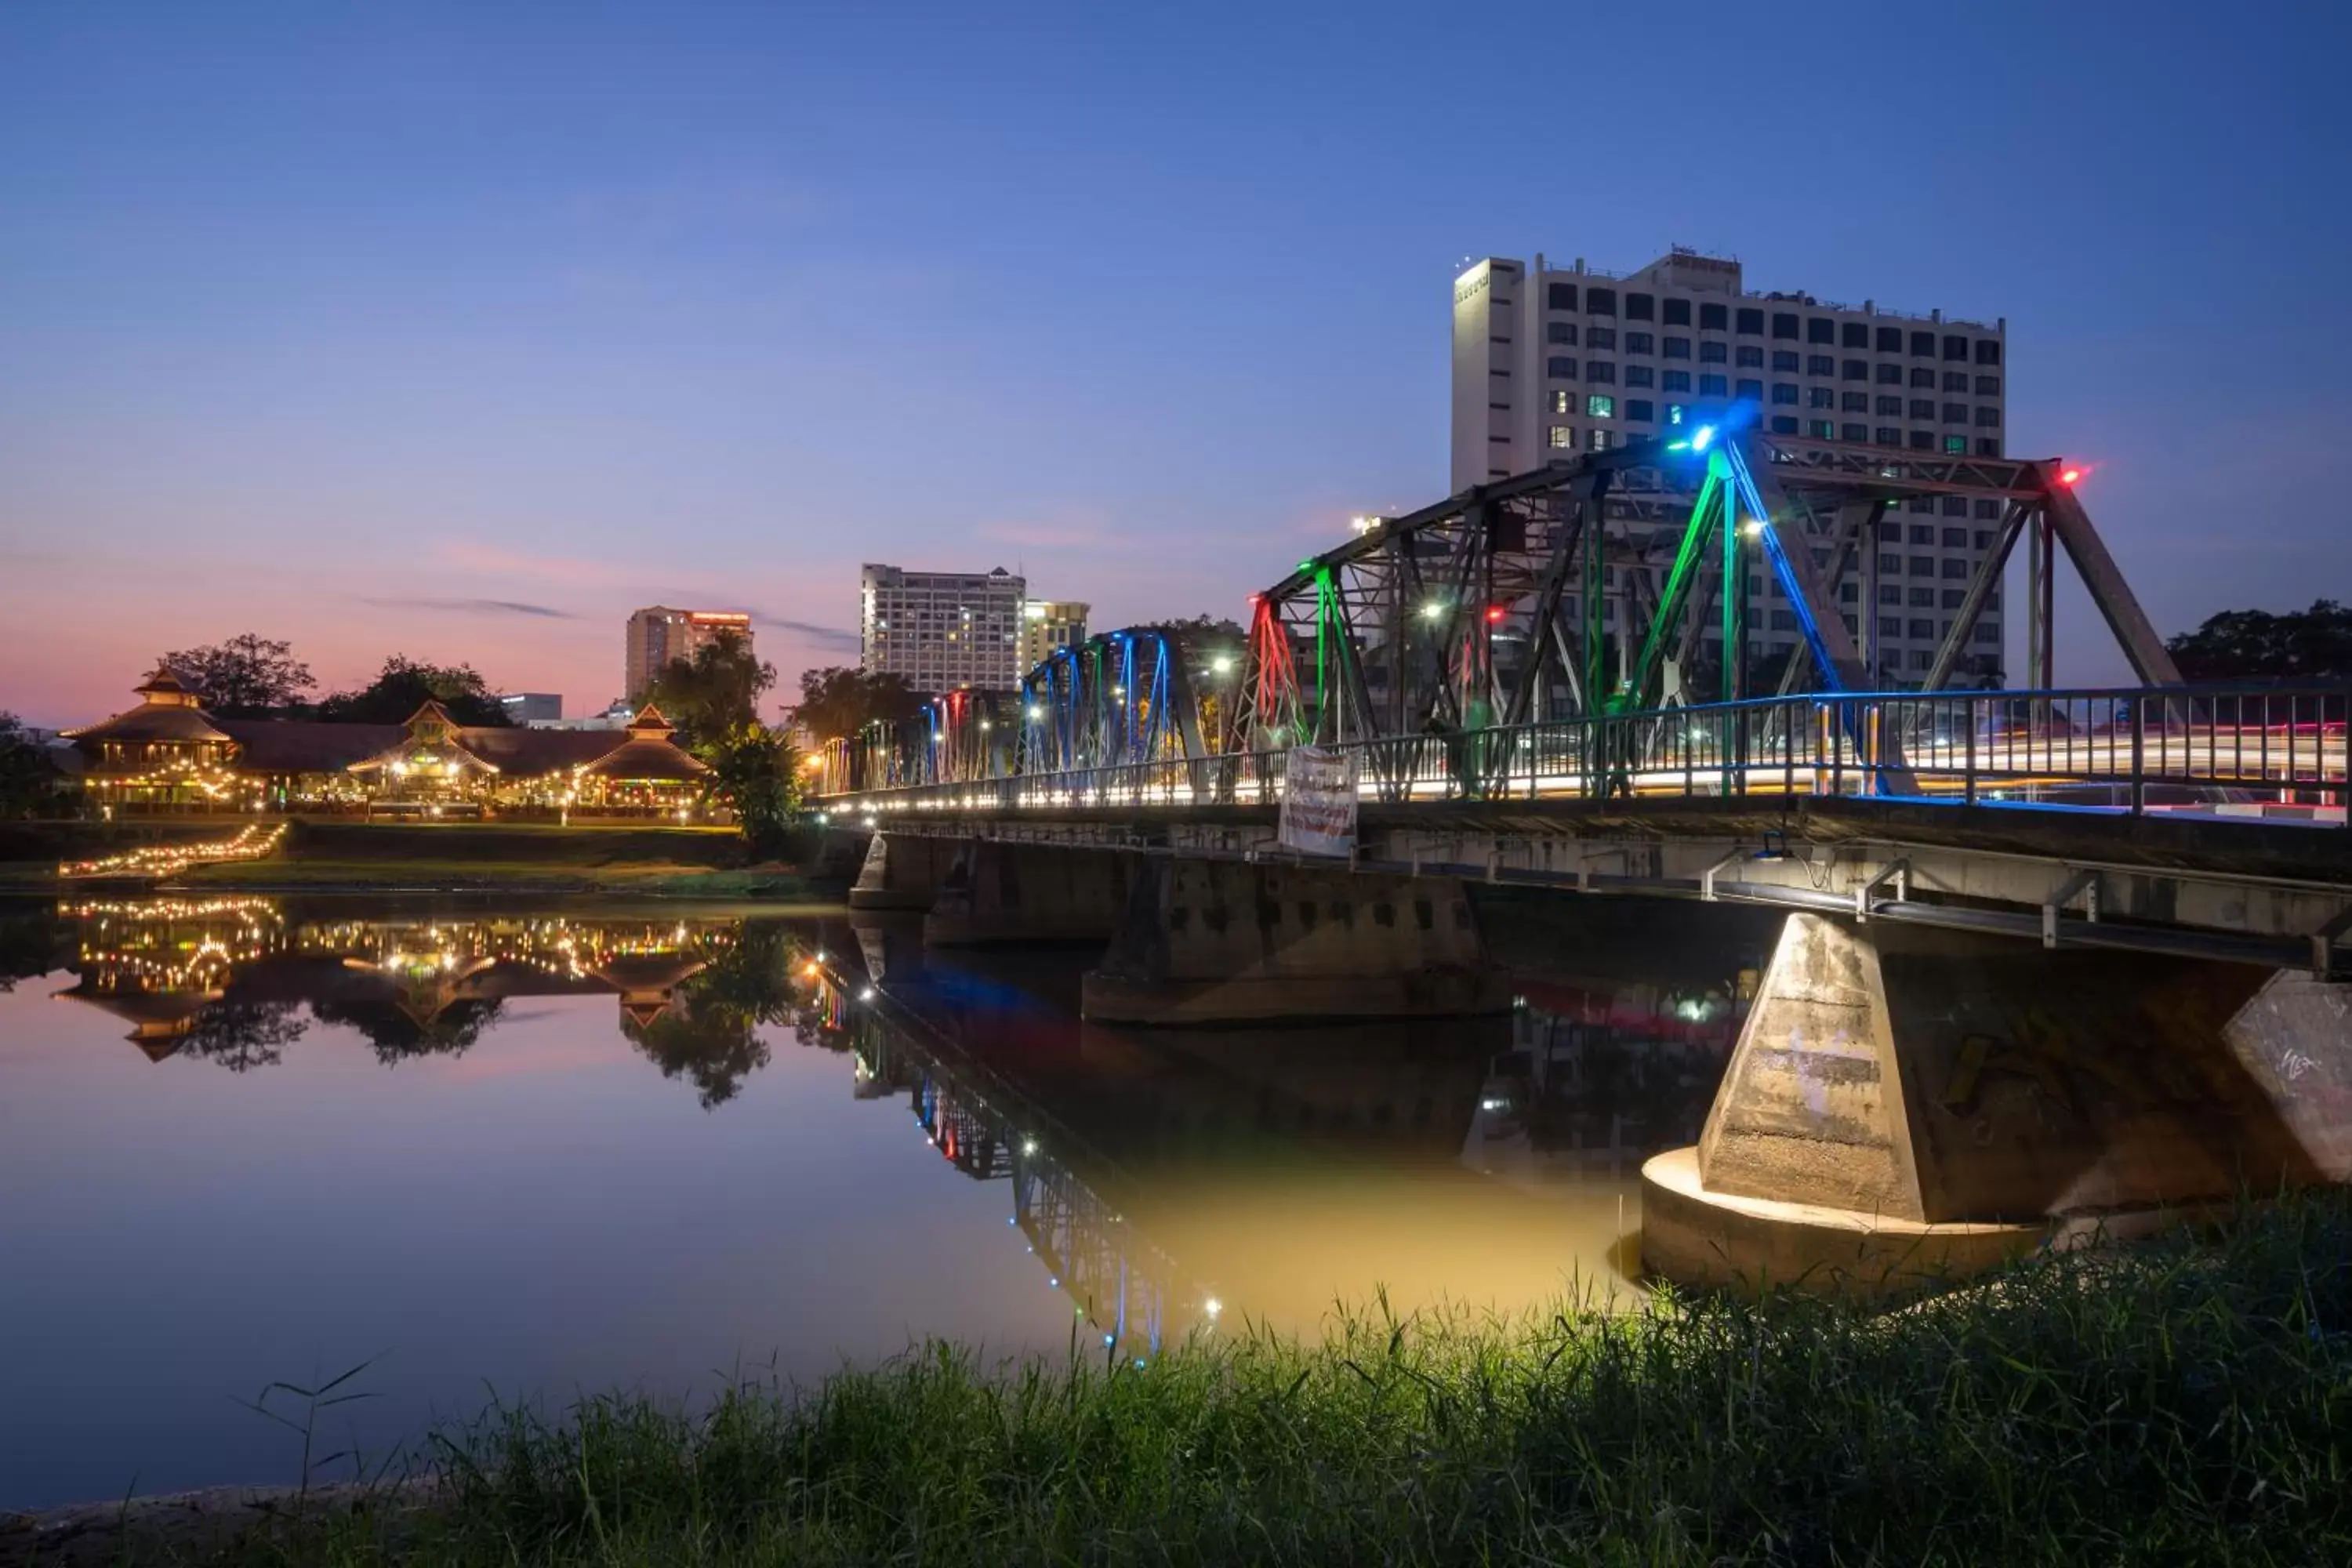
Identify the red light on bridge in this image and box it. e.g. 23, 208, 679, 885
1485, 606, 1506, 623
2058, 466, 2085, 487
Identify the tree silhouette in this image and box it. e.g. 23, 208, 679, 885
310, 996, 503, 1063
180, 1000, 308, 1072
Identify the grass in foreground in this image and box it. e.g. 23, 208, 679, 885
91, 1193, 2352, 1564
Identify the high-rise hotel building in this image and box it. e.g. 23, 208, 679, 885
624, 607, 754, 700
1451, 249, 2010, 683
860, 564, 1026, 692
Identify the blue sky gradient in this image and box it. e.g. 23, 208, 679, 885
2, 1, 2343, 724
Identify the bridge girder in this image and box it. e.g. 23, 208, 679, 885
1235, 430, 2181, 758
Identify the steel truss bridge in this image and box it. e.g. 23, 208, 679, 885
817, 429, 2347, 824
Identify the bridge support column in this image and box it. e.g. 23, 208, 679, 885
846, 832, 957, 913
1080, 856, 1512, 1025
1641, 913, 2352, 1297
924, 840, 1132, 946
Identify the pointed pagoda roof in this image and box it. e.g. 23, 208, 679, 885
61, 667, 234, 746
576, 704, 709, 782
347, 700, 501, 775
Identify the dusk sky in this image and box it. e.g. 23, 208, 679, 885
3, 1, 2344, 728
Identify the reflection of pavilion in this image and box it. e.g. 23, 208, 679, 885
52, 896, 288, 1051
50, 898, 739, 1056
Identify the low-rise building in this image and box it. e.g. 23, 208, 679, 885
63, 671, 710, 819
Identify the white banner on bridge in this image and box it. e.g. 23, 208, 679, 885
1279, 746, 1359, 857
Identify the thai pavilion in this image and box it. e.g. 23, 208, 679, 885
65, 673, 713, 818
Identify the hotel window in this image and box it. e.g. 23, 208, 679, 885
1976, 339, 2002, 365
1911, 331, 1937, 357
1588, 428, 1611, 451
1547, 321, 1577, 345
1586, 394, 1615, 418
1944, 434, 1969, 454
1736, 344, 1764, 368
1663, 336, 1691, 358
1944, 402, 1969, 423
1842, 390, 1868, 412
1976, 437, 2002, 456
1943, 589, 1966, 608
1876, 363, 1902, 385
1842, 322, 1870, 349
1976, 375, 2001, 396
1625, 332, 1653, 354
1548, 356, 1576, 379
1911, 366, 1936, 388
1548, 282, 1576, 310
1666, 403, 1686, 425
1736, 378, 1763, 400
1626, 398, 1654, 422
1548, 425, 1574, 448
1663, 298, 1691, 325
1842, 359, 1868, 380
1911, 399, 1936, 419
1699, 302, 1728, 330
1700, 374, 1728, 396
1700, 340, 1728, 363
1810, 387, 1836, 408
1876, 327, 1903, 353
1975, 406, 2001, 426
1808, 419, 1835, 439
1551, 390, 1571, 413
1663, 369, 1691, 391
1944, 371, 1970, 393
1588, 361, 1616, 383
1769, 415, 1798, 434
1877, 395, 1903, 416
1807, 354, 1835, 376
1944, 334, 1969, 361
1909, 430, 1935, 449
1771, 312, 1799, 339
1736, 307, 1764, 334
1587, 326, 1617, 350
1625, 292, 1654, 320
1772, 350, 1799, 372
1974, 501, 2002, 521
1771, 383, 1799, 405
1625, 365, 1655, 388
1842, 422, 1868, 441
1586, 288, 1617, 315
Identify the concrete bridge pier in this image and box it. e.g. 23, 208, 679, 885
923, 839, 1134, 947
1080, 855, 1513, 1025
846, 831, 959, 913
1640, 912, 2352, 1297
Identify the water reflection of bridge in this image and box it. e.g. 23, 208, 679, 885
823, 978, 1193, 1355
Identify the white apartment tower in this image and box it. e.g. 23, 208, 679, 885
1452, 249, 2010, 684
860, 564, 1026, 692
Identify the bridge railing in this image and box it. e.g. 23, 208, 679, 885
818, 684, 2350, 818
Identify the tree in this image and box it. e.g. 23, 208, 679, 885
162, 634, 315, 716
641, 629, 775, 745
180, 1000, 308, 1072
314, 656, 513, 726
789, 666, 926, 742
0, 713, 62, 821
2166, 601, 2352, 682
696, 724, 803, 857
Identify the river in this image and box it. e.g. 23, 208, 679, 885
0, 892, 1766, 1511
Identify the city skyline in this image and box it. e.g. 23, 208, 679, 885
4, 2, 2347, 727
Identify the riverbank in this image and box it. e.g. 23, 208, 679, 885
3, 820, 829, 899
13, 1190, 2348, 1566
